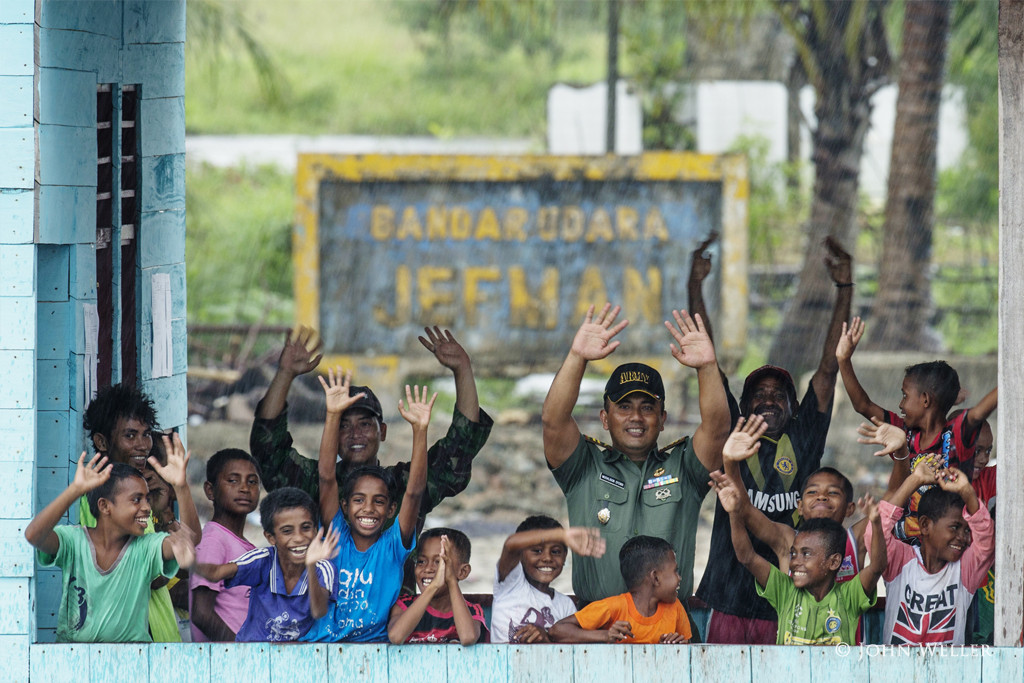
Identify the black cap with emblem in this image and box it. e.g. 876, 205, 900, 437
604, 362, 664, 404
345, 385, 383, 421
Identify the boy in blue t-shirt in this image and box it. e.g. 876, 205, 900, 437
194, 487, 339, 642
302, 368, 435, 642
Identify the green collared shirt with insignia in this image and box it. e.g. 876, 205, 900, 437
551, 433, 711, 605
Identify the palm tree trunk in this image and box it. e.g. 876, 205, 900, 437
766, 0, 891, 378
767, 57, 875, 376
867, 0, 951, 351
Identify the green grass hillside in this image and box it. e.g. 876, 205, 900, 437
185, 0, 606, 136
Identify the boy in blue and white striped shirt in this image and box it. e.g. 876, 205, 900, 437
194, 487, 339, 642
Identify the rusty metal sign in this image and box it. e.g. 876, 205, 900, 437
295, 154, 747, 368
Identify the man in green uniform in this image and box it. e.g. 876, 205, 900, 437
541, 303, 731, 606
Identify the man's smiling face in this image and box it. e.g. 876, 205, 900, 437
746, 377, 792, 437
600, 394, 666, 461
338, 408, 386, 466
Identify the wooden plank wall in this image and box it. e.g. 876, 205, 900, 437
997, 0, 1024, 647
0, 0, 38, 680
20, 644, 1024, 682
1, 0, 189, 669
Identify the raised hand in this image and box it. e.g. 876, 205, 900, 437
306, 525, 340, 567
440, 535, 459, 586
710, 471, 743, 513
722, 415, 766, 462
689, 233, 718, 284
564, 527, 606, 558
936, 466, 970, 494
278, 326, 324, 377
857, 493, 880, 523
398, 384, 437, 430
909, 455, 941, 487
152, 433, 189, 489
824, 236, 852, 285
570, 304, 629, 361
856, 416, 907, 457
836, 317, 865, 362
418, 326, 471, 373
607, 620, 633, 642
71, 451, 111, 495
318, 366, 366, 416
660, 632, 690, 644
665, 310, 716, 369
167, 524, 196, 569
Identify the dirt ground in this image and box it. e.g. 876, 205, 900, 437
185, 412, 719, 596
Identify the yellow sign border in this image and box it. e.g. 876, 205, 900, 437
295, 153, 748, 369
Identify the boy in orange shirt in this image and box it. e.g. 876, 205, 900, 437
549, 535, 690, 644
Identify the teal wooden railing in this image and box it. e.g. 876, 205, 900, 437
17, 643, 1022, 683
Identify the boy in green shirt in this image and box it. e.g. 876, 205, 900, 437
717, 416, 887, 645
25, 455, 195, 642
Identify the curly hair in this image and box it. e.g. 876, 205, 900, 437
83, 383, 158, 441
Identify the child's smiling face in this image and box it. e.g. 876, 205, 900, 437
520, 541, 567, 590
899, 377, 927, 428
104, 476, 152, 537
921, 508, 971, 564
341, 475, 394, 541
265, 506, 317, 569
789, 531, 841, 590
652, 551, 682, 604
413, 535, 471, 596
798, 472, 853, 523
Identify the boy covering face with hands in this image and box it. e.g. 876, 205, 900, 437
388, 529, 487, 645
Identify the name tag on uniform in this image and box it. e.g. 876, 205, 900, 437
643, 474, 678, 490
600, 473, 625, 489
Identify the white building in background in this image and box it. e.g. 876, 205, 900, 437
546, 80, 644, 155
547, 80, 968, 205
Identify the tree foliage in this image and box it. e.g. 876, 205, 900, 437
621, 0, 693, 150
866, 0, 951, 352
186, 0, 286, 105
185, 166, 294, 324
394, 0, 602, 65
939, 0, 998, 227
397, 0, 702, 149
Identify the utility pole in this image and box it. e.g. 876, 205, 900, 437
606, 0, 620, 154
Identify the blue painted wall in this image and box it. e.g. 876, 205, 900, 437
20, 642, 1024, 682
0, 0, 187, 676
0, 0, 40, 678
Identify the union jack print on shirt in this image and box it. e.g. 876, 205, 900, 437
891, 602, 956, 644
